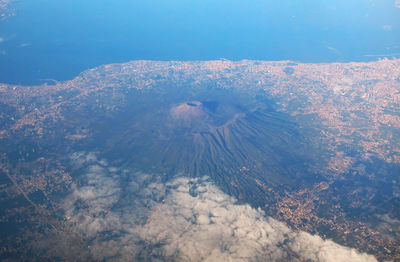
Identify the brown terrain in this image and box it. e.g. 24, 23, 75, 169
171, 101, 205, 120
0, 58, 399, 260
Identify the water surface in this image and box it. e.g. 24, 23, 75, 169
0, 0, 399, 84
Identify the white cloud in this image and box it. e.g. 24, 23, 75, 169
383, 25, 393, 31
138, 177, 377, 262
61, 152, 377, 262
19, 42, 31, 48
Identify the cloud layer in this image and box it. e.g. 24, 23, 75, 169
62, 152, 377, 261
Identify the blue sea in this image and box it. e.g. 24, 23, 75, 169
0, 0, 399, 85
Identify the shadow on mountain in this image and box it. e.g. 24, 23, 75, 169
81, 86, 322, 206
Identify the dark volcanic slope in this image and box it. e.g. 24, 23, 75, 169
91, 87, 318, 207
0, 59, 399, 260
106, 89, 311, 173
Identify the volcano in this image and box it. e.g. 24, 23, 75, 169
74, 86, 319, 205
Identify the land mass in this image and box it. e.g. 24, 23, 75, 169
0, 59, 399, 261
